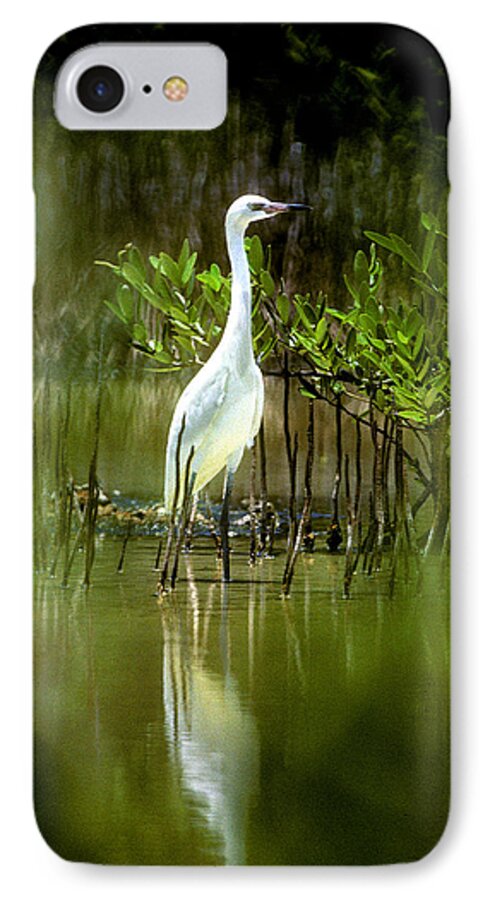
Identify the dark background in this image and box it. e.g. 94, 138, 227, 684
34, 23, 449, 375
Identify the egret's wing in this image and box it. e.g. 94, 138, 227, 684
181, 366, 231, 445
164, 364, 231, 509
193, 362, 264, 483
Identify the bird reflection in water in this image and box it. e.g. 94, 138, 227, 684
159, 558, 260, 865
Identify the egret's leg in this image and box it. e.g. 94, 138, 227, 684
184, 494, 199, 553
159, 508, 177, 592
170, 466, 196, 589
158, 415, 186, 594
220, 469, 234, 583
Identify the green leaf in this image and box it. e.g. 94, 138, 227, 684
413, 325, 426, 359
170, 304, 191, 324
386, 321, 399, 342
203, 289, 227, 324
369, 242, 378, 272
121, 262, 144, 288
367, 336, 386, 351
346, 328, 357, 355
157, 253, 180, 285
276, 293, 290, 324
154, 348, 173, 364
344, 274, 360, 305
389, 234, 422, 272
397, 408, 427, 423
365, 231, 422, 272
299, 387, 318, 399
295, 302, 316, 334
424, 386, 440, 409
117, 283, 133, 319
153, 270, 173, 306
393, 352, 415, 378
140, 283, 163, 310
132, 322, 147, 343
359, 282, 370, 305
353, 65, 380, 83
128, 246, 146, 279
257, 334, 277, 361
182, 252, 197, 285
315, 318, 328, 343
411, 277, 443, 301
344, 309, 361, 326
359, 349, 380, 367
366, 295, 380, 322
396, 329, 410, 345
364, 231, 397, 253
197, 269, 221, 292
405, 308, 423, 339
354, 250, 369, 285
418, 356, 432, 383
248, 234, 264, 273
422, 229, 437, 273
421, 211, 439, 231
260, 270, 275, 298
387, 307, 402, 328
359, 313, 377, 335
324, 306, 346, 321
104, 300, 128, 323
178, 238, 191, 271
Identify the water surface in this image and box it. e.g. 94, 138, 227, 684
34, 537, 449, 865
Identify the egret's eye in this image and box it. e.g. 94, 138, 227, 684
248, 202, 265, 211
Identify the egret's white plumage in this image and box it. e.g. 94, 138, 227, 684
164, 193, 306, 511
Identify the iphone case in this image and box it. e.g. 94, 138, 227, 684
34, 23, 450, 865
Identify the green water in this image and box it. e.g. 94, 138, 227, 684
34, 537, 449, 865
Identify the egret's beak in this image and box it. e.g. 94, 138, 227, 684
286, 202, 312, 211
263, 201, 312, 215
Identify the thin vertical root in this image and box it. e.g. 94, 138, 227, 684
154, 538, 163, 571
350, 419, 363, 578
327, 395, 343, 552
343, 454, 354, 597
390, 421, 410, 592
362, 491, 376, 573
283, 353, 298, 556
61, 477, 75, 588
302, 399, 315, 553
117, 520, 132, 573
62, 518, 86, 587
83, 344, 104, 589
282, 400, 314, 595
50, 385, 72, 578
369, 401, 384, 574
258, 421, 269, 555
381, 416, 395, 542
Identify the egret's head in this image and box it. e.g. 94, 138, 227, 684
225, 193, 311, 231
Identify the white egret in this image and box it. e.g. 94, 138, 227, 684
164, 193, 309, 583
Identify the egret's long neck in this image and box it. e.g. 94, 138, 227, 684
222, 221, 254, 363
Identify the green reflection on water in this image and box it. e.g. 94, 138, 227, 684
34, 538, 449, 865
